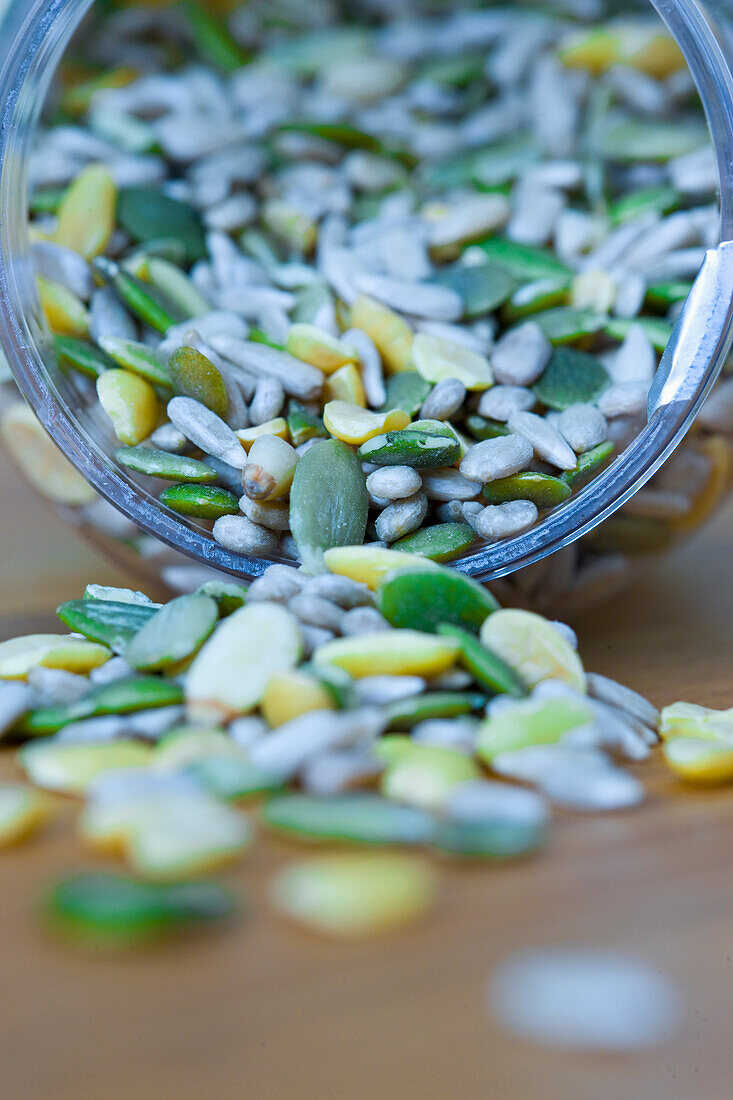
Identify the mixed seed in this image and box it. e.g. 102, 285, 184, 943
0, 552, 721, 945
14, 0, 729, 592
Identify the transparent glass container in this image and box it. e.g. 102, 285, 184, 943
0, 0, 732, 612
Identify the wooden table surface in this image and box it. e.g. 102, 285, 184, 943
2, 450, 733, 1100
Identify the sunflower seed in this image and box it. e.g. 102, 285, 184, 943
459, 435, 534, 482
167, 395, 246, 468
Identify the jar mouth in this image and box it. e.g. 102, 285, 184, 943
0, 0, 732, 583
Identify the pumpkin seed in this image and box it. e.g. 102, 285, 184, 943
560, 441, 615, 487
145, 258, 211, 319
186, 602, 302, 722
464, 415, 512, 441
533, 348, 611, 410
532, 307, 607, 344
286, 400, 328, 446
55, 335, 112, 379
45, 872, 235, 947
385, 691, 486, 730
381, 372, 432, 416
376, 566, 498, 634
186, 755, 284, 800
24, 677, 184, 735
116, 187, 206, 264
99, 337, 172, 391
54, 165, 117, 260
57, 598, 157, 653
433, 263, 516, 318
114, 445, 218, 483
382, 744, 481, 810
20, 739, 154, 791
270, 851, 437, 937
159, 484, 240, 519
289, 439, 368, 574
0, 633, 110, 680
646, 282, 693, 309
609, 185, 681, 225
476, 238, 571, 283
477, 695, 595, 762
168, 345, 228, 419
262, 792, 434, 846
437, 624, 527, 698
432, 816, 546, 858
392, 522, 476, 561
314, 630, 459, 679
479, 609, 587, 692
482, 473, 572, 509
600, 119, 707, 163
93, 257, 181, 334
196, 580, 248, 617
125, 594, 218, 672
358, 429, 461, 469
177, 0, 250, 72
278, 122, 416, 169
604, 316, 672, 353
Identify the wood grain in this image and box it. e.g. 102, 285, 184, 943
1, 450, 733, 1100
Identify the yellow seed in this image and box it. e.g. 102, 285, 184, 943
412, 332, 493, 391
663, 738, 733, 785
242, 434, 298, 501
0, 786, 53, 847
0, 633, 110, 679
20, 740, 153, 795
96, 368, 160, 445
622, 27, 685, 78
262, 670, 335, 727
559, 29, 622, 74
38, 276, 89, 337
323, 545, 439, 590
286, 323, 358, 374
235, 417, 290, 451
0, 402, 97, 505
154, 728, 249, 770
270, 852, 438, 937
323, 362, 367, 407
571, 269, 617, 314
381, 745, 481, 811
477, 696, 594, 763
54, 165, 118, 259
314, 629, 459, 679
350, 295, 413, 374
480, 609, 586, 692
322, 401, 410, 445
560, 25, 684, 78
659, 701, 733, 744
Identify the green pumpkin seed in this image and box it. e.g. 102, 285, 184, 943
159, 484, 240, 519
376, 565, 498, 634
532, 347, 611, 410
477, 695, 593, 762
386, 691, 486, 729
604, 316, 672, 352
286, 400, 328, 446
83, 585, 159, 607
125, 593, 218, 672
56, 598, 157, 652
262, 792, 435, 846
502, 280, 570, 322
420, 53, 484, 87
177, 0, 251, 72
125, 238, 188, 270
289, 438, 368, 575
432, 817, 546, 859
196, 580, 248, 616
437, 624, 527, 698
646, 282, 693, 309
482, 472, 572, 509
93, 257, 181, 333
249, 327, 286, 350
464, 415, 511, 441
116, 187, 206, 264
24, 676, 184, 735
392, 522, 476, 562
115, 445, 218, 483
168, 346, 229, 419
45, 872, 235, 947
470, 136, 540, 187
146, 258, 211, 319
532, 307, 607, 344
30, 187, 65, 215
560, 440, 615, 487
600, 119, 707, 162
433, 263, 516, 318
55, 335, 113, 379
185, 756, 284, 800
475, 238, 571, 283
277, 121, 416, 169
358, 430, 461, 469
98, 337, 172, 391
381, 372, 432, 416
609, 185, 681, 224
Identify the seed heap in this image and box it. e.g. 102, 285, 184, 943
18, 0, 725, 584
0, 553, 696, 944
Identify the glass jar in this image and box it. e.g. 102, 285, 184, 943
0, 0, 732, 612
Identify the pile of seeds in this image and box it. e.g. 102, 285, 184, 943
2, 548, 712, 945
18, 0, 726, 586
